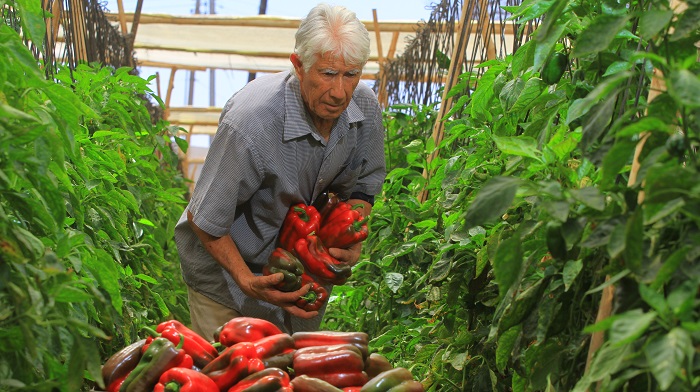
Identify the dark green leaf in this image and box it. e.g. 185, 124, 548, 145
644, 329, 691, 390
464, 176, 521, 229
572, 15, 630, 58
581, 93, 617, 151
670, 4, 700, 41
569, 187, 605, 211
624, 209, 644, 274
609, 309, 656, 347
667, 69, 700, 108
496, 325, 521, 372
639, 9, 674, 39
563, 260, 583, 292
494, 236, 523, 299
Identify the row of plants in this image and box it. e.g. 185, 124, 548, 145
1, 1, 191, 390
323, 0, 699, 390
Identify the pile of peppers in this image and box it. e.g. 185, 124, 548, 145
99, 316, 424, 391
263, 195, 371, 312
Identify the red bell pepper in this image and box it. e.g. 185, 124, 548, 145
290, 375, 344, 392
294, 235, 351, 285
153, 367, 219, 392
102, 339, 146, 392
252, 333, 295, 359
292, 331, 369, 359
214, 317, 283, 347
293, 347, 368, 389
342, 388, 363, 392
200, 342, 266, 391
142, 321, 218, 369
262, 248, 305, 292
295, 273, 329, 312
317, 202, 368, 249
226, 367, 291, 392
278, 203, 321, 251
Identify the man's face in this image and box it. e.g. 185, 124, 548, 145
292, 52, 363, 124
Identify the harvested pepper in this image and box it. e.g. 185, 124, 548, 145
295, 273, 329, 312
119, 337, 192, 392
142, 322, 218, 369
364, 353, 393, 379
214, 317, 283, 347
153, 367, 218, 392
102, 339, 146, 392
317, 202, 368, 249
227, 367, 291, 392
293, 347, 368, 388
292, 331, 369, 359
200, 342, 266, 391
251, 333, 295, 359
262, 248, 305, 292
291, 375, 344, 392
278, 203, 321, 251
359, 367, 424, 392
294, 235, 351, 285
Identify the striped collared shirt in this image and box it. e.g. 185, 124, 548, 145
174, 71, 386, 332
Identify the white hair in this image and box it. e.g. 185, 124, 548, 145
293, 3, 371, 72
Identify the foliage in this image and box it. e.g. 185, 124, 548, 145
324, 0, 700, 390
0, 10, 189, 391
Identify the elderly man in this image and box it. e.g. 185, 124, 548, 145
174, 3, 386, 338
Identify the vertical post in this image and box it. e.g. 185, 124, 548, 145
418, 1, 470, 203
69, 0, 88, 62
209, 0, 217, 106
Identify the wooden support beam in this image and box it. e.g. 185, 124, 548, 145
116, 0, 128, 35
69, 0, 88, 62
164, 67, 178, 120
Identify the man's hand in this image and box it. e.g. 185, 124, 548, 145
242, 272, 320, 319
328, 241, 362, 266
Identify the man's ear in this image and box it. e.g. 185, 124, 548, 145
290, 53, 303, 75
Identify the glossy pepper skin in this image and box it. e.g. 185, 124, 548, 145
102, 339, 146, 392
201, 342, 266, 391
292, 331, 369, 359
317, 202, 368, 249
278, 203, 321, 251
214, 317, 283, 347
293, 347, 368, 388
291, 375, 344, 392
359, 368, 424, 392
153, 367, 219, 392
227, 367, 291, 392
262, 248, 305, 292
142, 323, 217, 369
294, 236, 351, 285
119, 337, 192, 392
295, 273, 329, 312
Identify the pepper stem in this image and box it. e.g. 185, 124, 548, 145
293, 206, 310, 222
164, 381, 182, 392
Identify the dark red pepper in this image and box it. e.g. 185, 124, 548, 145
295, 273, 329, 312
102, 339, 146, 392
278, 203, 321, 251
290, 375, 344, 392
119, 336, 193, 392
262, 248, 305, 292
294, 235, 351, 285
214, 317, 283, 347
227, 367, 291, 392
293, 347, 368, 388
152, 367, 219, 392
252, 333, 296, 359
200, 342, 266, 391
317, 202, 368, 249
141, 321, 218, 369
292, 331, 369, 359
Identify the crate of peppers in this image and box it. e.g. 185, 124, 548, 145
100, 317, 424, 391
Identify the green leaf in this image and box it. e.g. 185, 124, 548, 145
638, 9, 674, 39
608, 309, 656, 347
569, 187, 605, 211
385, 272, 404, 293
651, 246, 688, 290
667, 69, 700, 108
567, 72, 630, 124
562, 259, 583, 292
615, 117, 669, 138
464, 176, 521, 229
16, 0, 46, 47
581, 93, 617, 151
623, 209, 644, 274
496, 325, 521, 373
585, 269, 630, 295
587, 342, 633, 382
644, 328, 691, 390
493, 135, 542, 161
493, 236, 523, 299
670, 3, 700, 41
572, 15, 630, 58
644, 198, 685, 225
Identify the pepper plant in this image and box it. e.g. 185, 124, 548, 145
0, 3, 189, 389
324, 0, 700, 390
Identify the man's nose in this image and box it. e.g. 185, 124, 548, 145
329, 76, 345, 99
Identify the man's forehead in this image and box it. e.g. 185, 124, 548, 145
314, 53, 362, 72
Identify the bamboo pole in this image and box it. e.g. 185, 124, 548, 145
164, 67, 178, 120
69, 0, 88, 62
116, 0, 128, 35
477, 0, 496, 60
377, 31, 400, 108
418, 2, 471, 203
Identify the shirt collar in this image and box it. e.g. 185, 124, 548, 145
283, 73, 366, 142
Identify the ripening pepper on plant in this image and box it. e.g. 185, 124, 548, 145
317, 201, 368, 249
262, 247, 305, 292
214, 317, 284, 347
278, 203, 321, 251
295, 273, 329, 312
153, 367, 219, 392
227, 367, 292, 392
119, 337, 193, 392
294, 235, 351, 285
